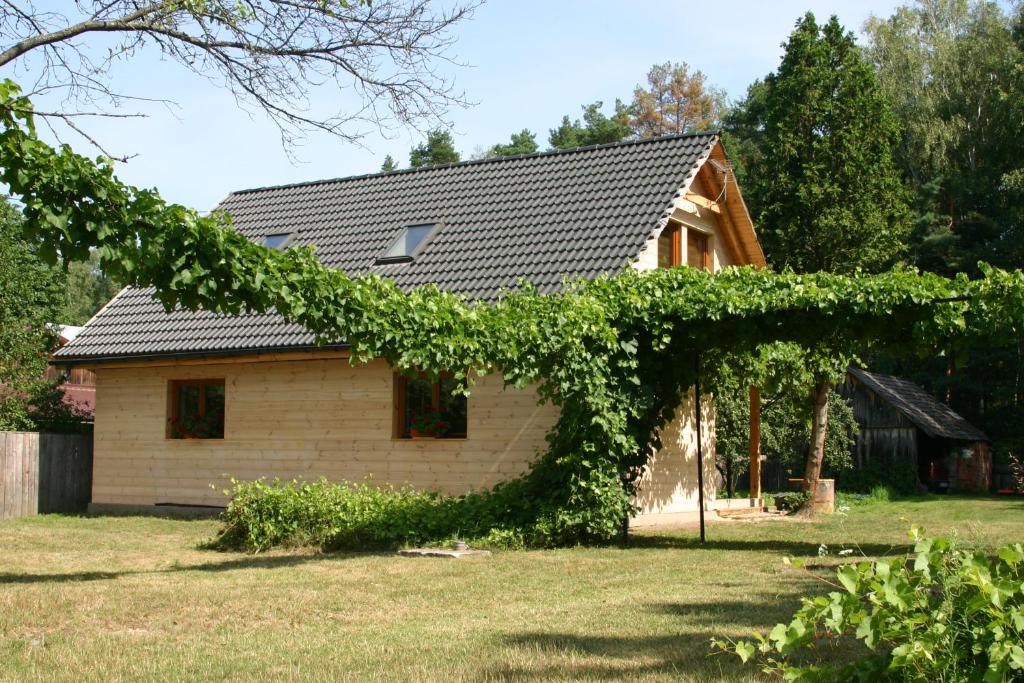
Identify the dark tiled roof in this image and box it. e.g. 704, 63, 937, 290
848, 367, 988, 442
56, 133, 718, 361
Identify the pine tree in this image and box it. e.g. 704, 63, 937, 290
380, 154, 397, 173
630, 62, 724, 137
746, 12, 911, 275
548, 101, 632, 150
409, 129, 460, 168
487, 129, 539, 157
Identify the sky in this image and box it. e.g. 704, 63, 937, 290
17, 0, 913, 210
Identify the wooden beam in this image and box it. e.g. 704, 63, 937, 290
81, 349, 350, 370
749, 386, 762, 501
683, 192, 721, 214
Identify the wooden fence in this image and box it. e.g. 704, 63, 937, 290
0, 432, 93, 519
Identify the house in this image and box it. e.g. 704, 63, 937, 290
842, 368, 991, 493
44, 325, 96, 419
52, 133, 766, 524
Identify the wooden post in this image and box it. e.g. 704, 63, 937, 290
694, 354, 706, 543
749, 386, 761, 501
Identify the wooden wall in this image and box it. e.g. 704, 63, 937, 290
92, 355, 559, 507
632, 389, 717, 520
842, 377, 918, 469
91, 352, 716, 517
1, 431, 93, 519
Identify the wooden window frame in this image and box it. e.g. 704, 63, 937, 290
687, 229, 712, 271
393, 371, 468, 439
167, 378, 226, 440
657, 223, 682, 268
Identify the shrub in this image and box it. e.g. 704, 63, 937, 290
866, 484, 892, 503
773, 491, 810, 512
835, 458, 918, 496
714, 527, 1024, 681
213, 477, 543, 552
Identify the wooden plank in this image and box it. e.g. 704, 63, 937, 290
749, 387, 761, 500
683, 192, 721, 214
26, 432, 38, 518
39, 433, 55, 513
1, 433, 9, 519
89, 349, 349, 370
0, 432, 7, 518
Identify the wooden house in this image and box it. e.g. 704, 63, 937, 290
842, 368, 991, 493
44, 325, 96, 419
53, 133, 766, 524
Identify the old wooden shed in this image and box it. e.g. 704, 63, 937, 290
842, 368, 991, 493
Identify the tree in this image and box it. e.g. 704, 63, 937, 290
381, 155, 398, 173
486, 129, 538, 157
630, 61, 724, 138
713, 346, 855, 498
0, 200, 87, 431
863, 0, 1024, 472
409, 128, 460, 167
864, 0, 1024, 275
65, 250, 122, 325
720, 79, 769, 188
548, 101, 633, 150
726, 13, 913, 503
740, 13, 911, 275
0, 1, 477, 152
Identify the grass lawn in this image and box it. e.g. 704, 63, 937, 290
1, 497, 1022, 682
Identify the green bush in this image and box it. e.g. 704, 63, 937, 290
773, 491, 810, 512
213, 477, 543, 552
715, 527, 1024, 681
835, 458, 918, 496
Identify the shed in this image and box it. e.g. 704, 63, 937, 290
842, 368, 991, 493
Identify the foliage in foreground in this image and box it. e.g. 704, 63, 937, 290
4, 80, 1024, 546
214, 478, 532, 552
715, 528, 1024, 682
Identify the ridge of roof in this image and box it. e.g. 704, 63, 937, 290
228, 131, 720, 197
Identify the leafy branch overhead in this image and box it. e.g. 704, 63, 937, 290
0, 0, 478, 151
2, 80, 1024, 544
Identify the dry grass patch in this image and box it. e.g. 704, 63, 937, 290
1, 497, 1022, 682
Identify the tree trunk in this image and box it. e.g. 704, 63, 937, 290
801, 378, 832, 515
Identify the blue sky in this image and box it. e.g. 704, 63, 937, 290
24, 1, 911, 210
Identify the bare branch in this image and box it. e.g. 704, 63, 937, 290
0, 1, 479, 151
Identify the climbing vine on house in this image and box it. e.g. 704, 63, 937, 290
2, 79, 1024, 547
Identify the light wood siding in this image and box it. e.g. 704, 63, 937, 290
633, 389, 717, 518
92, 358, 558, 506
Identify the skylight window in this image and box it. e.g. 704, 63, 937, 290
376, 224, 438, 264
263, 232, 294, 249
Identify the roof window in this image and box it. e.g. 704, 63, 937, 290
376, 223, 438, 264
263, 232, 294, 249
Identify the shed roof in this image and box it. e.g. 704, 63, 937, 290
848, 367, 988, 442
55, 132, 761, 362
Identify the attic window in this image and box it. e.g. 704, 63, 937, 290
263, 232, 293, 249
376, 224, 438, 264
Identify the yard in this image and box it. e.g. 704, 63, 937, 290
1, 497, 1021, 682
